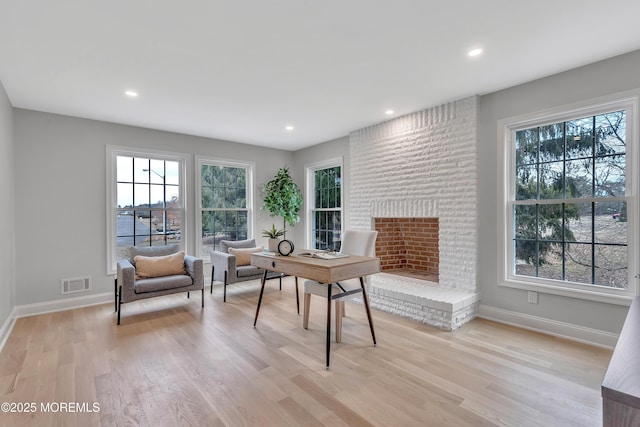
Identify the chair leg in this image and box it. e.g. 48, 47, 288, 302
114, 278, 118, 312
326, 285, 332, 370
187, 291, 190, 298
210, 266, 214, 293
295, 277, 299, 314
335, 300, 342, 343
201, 288, 204, 307
223, 271, 228, 302
117, 285, 122, 325
279, 275, 282, 290
303, 293, 311, 329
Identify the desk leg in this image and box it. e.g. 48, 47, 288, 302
253, 270, 269, 327
326, 284, 332, 370
295, 277, 300, 315
360, 277, 377, 346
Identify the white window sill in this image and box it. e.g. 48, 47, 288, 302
500, 277, 633, 306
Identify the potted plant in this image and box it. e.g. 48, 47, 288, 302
262, 166, 303, 239
262, 224, 285, 252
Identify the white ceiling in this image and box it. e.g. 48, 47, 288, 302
1, 1, 640, 151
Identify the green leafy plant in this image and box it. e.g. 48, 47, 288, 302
262, 166, 303, 238
261, 224, 285, 239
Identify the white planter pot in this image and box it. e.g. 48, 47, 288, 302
268, 238, 280, 252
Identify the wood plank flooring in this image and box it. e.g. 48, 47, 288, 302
0, 277, 612, 426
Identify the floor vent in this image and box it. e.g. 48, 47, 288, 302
61, 276, 91, 294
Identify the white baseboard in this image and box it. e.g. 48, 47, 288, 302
477, 304, 619, 349
14, 292, 112, 318
0, 308, 16, 354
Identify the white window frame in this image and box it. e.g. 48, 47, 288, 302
305, 157, 343, 250
498, 92, 639, 306
195, 156, 254, 260
106, 145, 189, 275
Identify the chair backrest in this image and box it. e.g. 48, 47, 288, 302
219, 239, 257, 253
339, 230, 378, 257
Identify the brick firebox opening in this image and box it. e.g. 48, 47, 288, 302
373, 217, 439, 282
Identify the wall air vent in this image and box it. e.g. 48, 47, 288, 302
61, 276, 91, 294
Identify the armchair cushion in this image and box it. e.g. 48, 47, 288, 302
134, 251, 186, 279
135, 274, 194, 294
228, 246, 263, 266
236, 265, 264, 278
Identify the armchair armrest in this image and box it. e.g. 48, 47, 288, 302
117, 259, 136, 303
210, 251, 238, 284
184, 255, 204, 289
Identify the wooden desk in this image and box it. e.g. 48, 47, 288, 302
251, 252, 380, 369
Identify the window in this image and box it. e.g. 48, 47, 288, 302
499, 95, 638, 302
107, 147, 187, 274
306, 159, 343, 250
197, 158, 253, 257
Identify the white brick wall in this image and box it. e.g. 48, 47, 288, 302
350, 96, 479, 293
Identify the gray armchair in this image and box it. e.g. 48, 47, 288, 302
115, 244, 204, 325
210, 239, 293, 305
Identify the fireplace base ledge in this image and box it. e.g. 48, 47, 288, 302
368, 273, 479, 331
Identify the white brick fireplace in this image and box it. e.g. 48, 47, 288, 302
349, 96, 480, 330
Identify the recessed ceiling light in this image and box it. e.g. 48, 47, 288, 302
285, 125, 294, 131
125, 90, 138, 97
385, 110, 394, 115
468, 48, 483, 57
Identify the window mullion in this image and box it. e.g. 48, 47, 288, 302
562, 202, 566, 281
535, 204, 540, 277
591, 201, 596, 285
562, 121, 567, 280
591, 115, 596, 284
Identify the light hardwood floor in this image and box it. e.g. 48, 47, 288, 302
0, 277, 612, 426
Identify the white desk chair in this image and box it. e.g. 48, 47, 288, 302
303, 230, 378, 342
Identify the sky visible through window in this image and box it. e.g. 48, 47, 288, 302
116, 156, 180, 208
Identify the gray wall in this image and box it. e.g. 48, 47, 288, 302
0, 82, 15, 327
477, 49, 640, 334
13, 109, 293, 305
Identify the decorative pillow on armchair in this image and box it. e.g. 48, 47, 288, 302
134, 251, 186, 279
228, 246, 264, 266
129, 244, 179, 266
